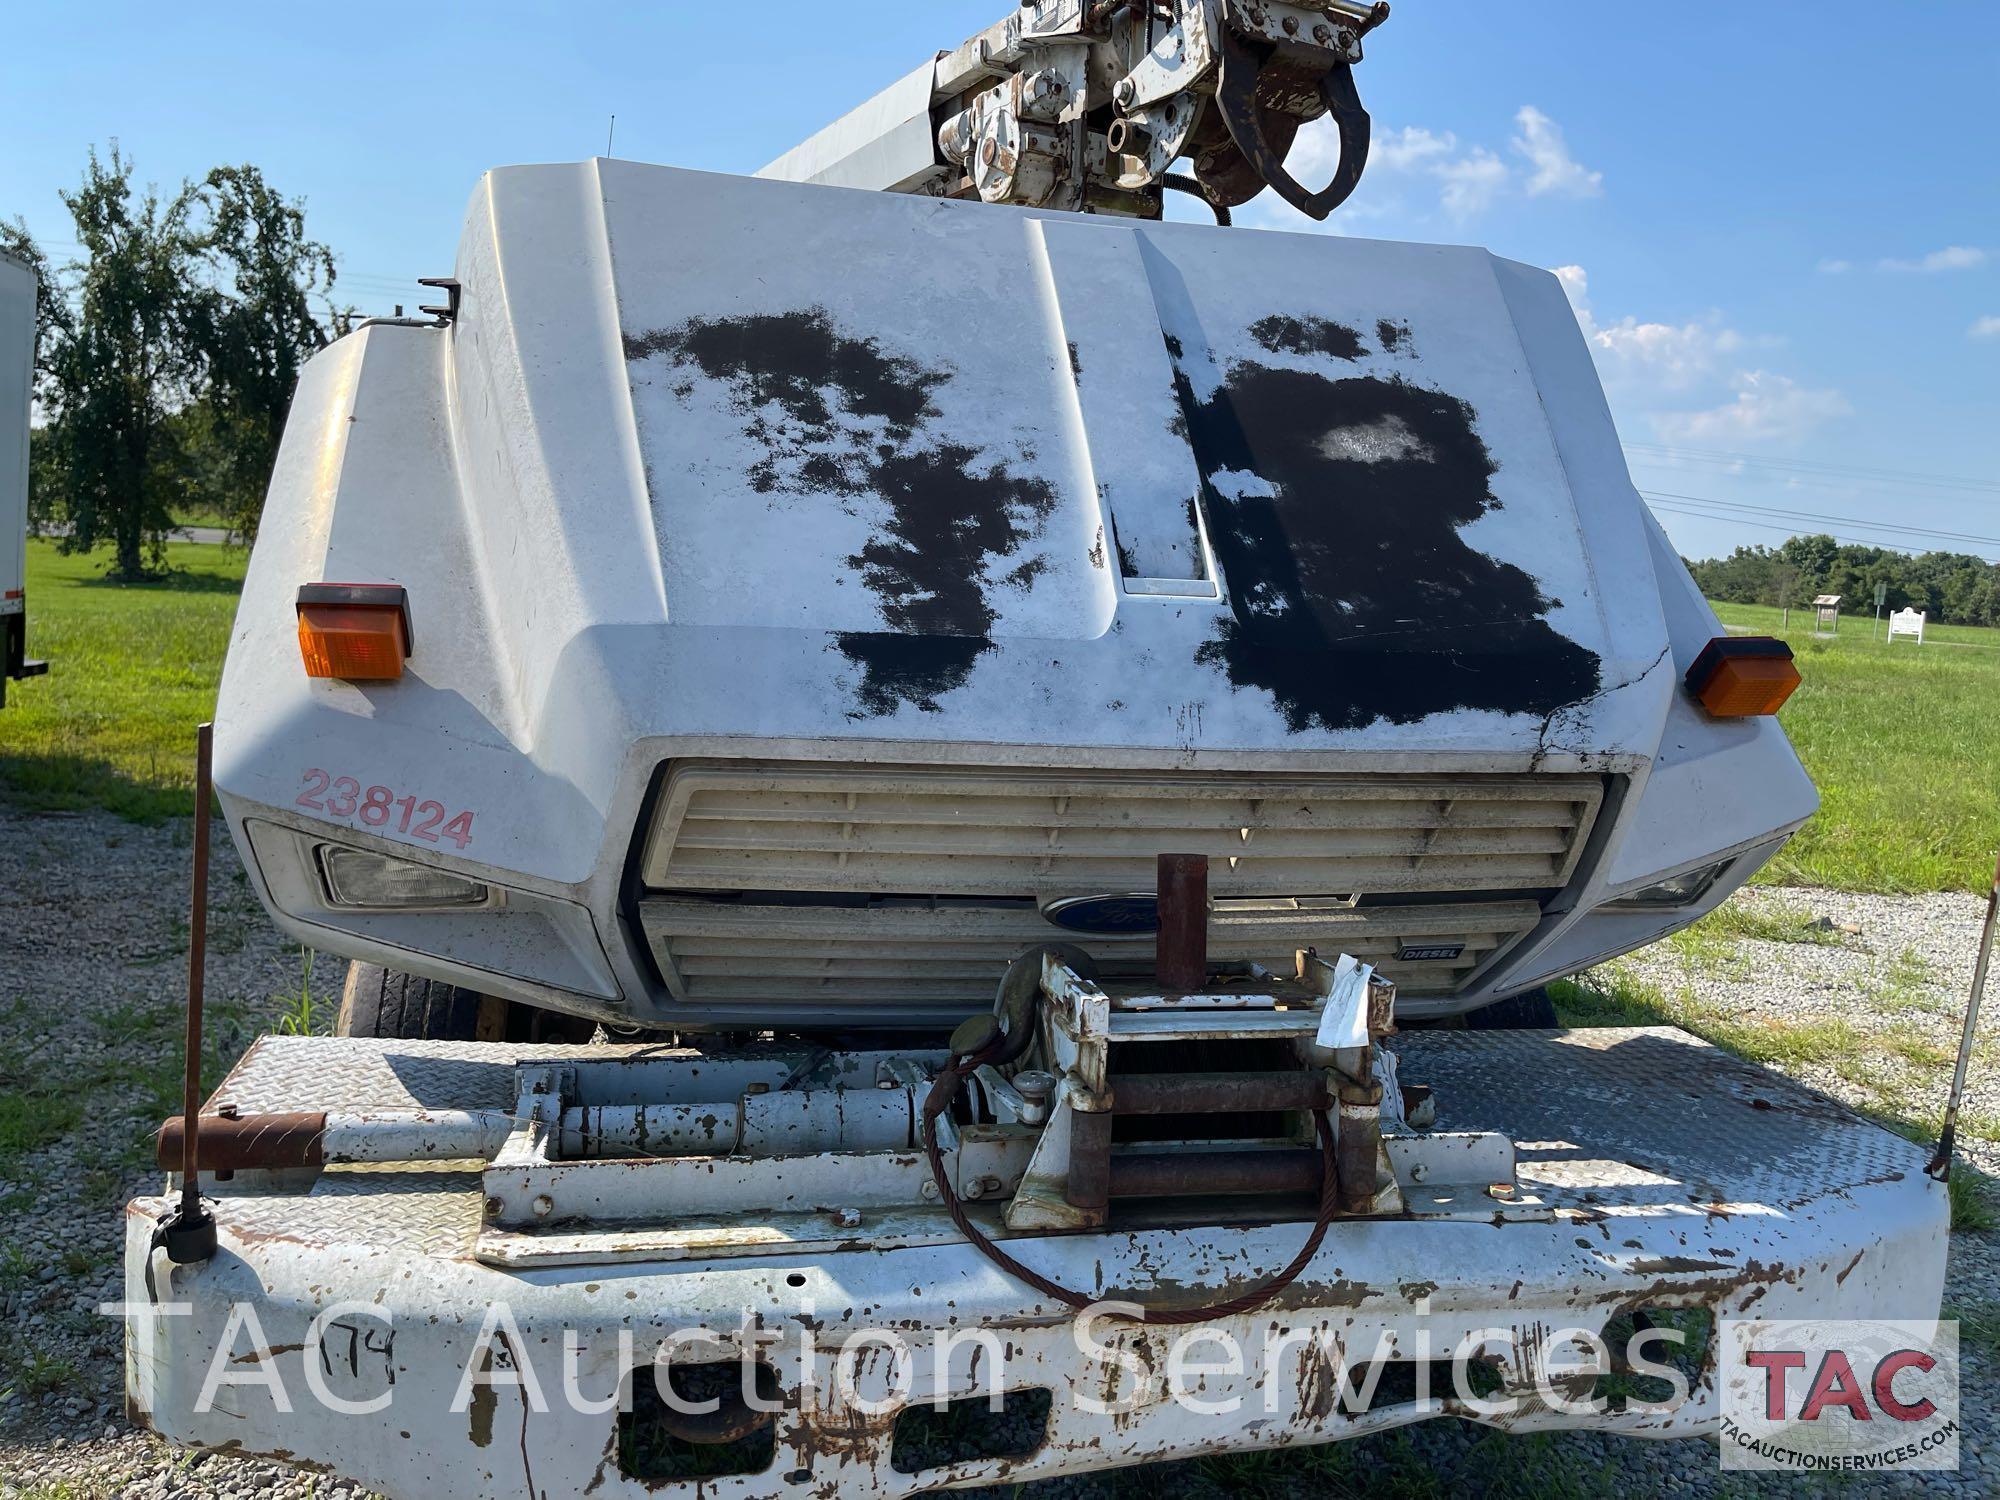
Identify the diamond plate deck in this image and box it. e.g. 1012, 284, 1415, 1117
1399, 1027, 1922, 1216
186, 1027, 1928, 1257
207, 1168, 488, 1258
208, 1036, 637, 1115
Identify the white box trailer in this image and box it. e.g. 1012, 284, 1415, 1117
0, 250, 44, 704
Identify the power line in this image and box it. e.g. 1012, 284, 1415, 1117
1629, 442, 2000, 495
1645, 498, 1994, 554
1626, 442, 2000, 497
1644, 501, 2000, 564
1638, 490, 2000, 549
32, 237, 423, 296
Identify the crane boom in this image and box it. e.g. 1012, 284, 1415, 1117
760, 0, 1390, 221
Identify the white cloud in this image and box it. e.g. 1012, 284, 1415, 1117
1552, 264, 1590, 307
1435, 149, 1509, 221
1969, 315, 2000, 340
1879, 246, 1988, 273
1556, 266, 1743, 393
1275, 105, 1599, 227
1654, 373, 1852, 445
1592, 318, 1746, 393
1817, 258, 1853, 274
1286, 122, 1504, 225
1511, 106, 1602, 198
1370, 126, 1456, 172
1556, 265, 1846, 446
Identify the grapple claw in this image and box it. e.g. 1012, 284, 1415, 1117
1210, 26, 1375, 221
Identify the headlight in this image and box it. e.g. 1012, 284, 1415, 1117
1608, 860, 1730, 910
317, 845, 491, 910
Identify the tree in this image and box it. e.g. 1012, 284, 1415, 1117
35, 147, 206, 580
1687, 532, 2000, 628
26, 151, 349, 576
1777, 533, 1839, 597
0, 221, 70, 372
1769, 560, 1801, 630
182, 165, 344, 542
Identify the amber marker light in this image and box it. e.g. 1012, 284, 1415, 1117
1684, 635, 1800, 718
296, 583, 412, 681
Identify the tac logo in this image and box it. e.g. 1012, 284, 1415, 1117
1719, 1318, 1960, 1472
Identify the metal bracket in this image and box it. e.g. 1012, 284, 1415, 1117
416, 276, 461, 325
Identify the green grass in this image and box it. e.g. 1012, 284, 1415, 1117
0, 1346, 78, 1401
1950, 1298, 2000, 1356
1712, 599, 2000, 893
0, 1089, 84, 1169
1692, 895, 1847, 947
1949, 1173, 1996, 1233
1868, 946, 1947, 1015
1550, 967, 1886, 1087
0, 1029, 86, 1175
0, 1242, 36, 1292
272, 946, 334, 1036
1, 537, 247, 820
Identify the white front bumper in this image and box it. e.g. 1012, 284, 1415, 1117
123, 1027, 1947, 1497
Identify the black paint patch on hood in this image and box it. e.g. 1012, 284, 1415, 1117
1171, 344, 1602, 732
1250, 315, 1366, 362
850, 446, 1056, 637
623, 309, 939, 438
624, 309, 945, 498
626, 308, 1055, 717
834, 634, 993, 716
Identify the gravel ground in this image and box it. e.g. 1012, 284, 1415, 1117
1, 803, 1995, 1499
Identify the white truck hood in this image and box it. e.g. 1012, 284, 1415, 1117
453, 160, 1671, 766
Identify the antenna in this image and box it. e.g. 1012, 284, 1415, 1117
606, 114, 616, 159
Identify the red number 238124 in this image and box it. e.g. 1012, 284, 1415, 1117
296, 770, 475, 850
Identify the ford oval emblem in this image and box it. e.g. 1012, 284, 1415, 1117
1041, 893, 1160, 935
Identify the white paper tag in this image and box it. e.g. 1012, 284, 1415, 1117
1314, 953, 1374, 1050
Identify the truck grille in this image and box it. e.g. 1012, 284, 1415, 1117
640, 763, 1602, 899
635, 763, 1601, 1011
639, 895, 1546, 1005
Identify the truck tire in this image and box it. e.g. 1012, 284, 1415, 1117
1466, 987, 1560, 1030
337, 961, 509, 1042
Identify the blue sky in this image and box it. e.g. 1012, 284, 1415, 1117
4, 1, 1996, 564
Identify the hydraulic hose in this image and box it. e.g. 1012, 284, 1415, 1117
1163, 172, 1231, 226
